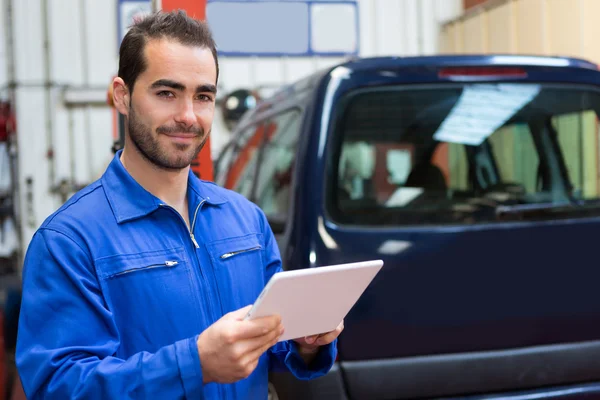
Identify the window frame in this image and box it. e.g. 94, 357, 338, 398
251, 107, 304, 213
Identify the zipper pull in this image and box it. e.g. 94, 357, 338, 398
190, 233, 200, 249
165, 260, 179, 267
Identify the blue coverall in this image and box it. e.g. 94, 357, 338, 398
16, 150, 336, 399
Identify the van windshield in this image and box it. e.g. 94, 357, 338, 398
327, 83, 600, 226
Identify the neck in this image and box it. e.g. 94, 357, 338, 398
120, 145, 189, 212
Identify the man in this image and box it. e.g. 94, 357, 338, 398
16, 10, 341, 399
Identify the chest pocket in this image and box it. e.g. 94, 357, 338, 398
207, 234, 265, 314
96, 247, 200, 354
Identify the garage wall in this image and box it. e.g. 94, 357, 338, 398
217, 0, 462, 96
440, 0, 600, 63
213, 0, 463, 156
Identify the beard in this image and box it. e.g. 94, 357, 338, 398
127, 104, 208, 170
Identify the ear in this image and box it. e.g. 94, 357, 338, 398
112, 77, 131, 116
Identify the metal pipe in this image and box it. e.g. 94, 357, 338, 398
41, 0, 56, 198
4, 0, 15, 90
80, 0, 94, 182
68, 108, 76, 197
5, 0, 23, 269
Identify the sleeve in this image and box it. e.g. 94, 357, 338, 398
258, 211, 338, 380
16, 228, 205, 400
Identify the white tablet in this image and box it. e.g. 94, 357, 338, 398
245, 259, 384, 342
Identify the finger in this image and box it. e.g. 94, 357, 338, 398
224, 305, 253, 320
303, 335, 319, 345
242, 326, 283, 365
316, 324, 344, 346
242, 323, 284, 355
315, 333, 335, 345
235, 315, 282, 339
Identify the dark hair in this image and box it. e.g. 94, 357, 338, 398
118, 10, 219, 92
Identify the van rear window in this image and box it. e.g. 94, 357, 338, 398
327, 83, 600, 226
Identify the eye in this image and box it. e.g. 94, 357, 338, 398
196, 94, 213, 102
157, 91, 174, 98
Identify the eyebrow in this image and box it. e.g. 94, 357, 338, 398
151, 79, 185, 91
197, 84, 217, 95
151, 79, 217, 95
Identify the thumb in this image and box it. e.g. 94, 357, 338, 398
225, 305, 253, 320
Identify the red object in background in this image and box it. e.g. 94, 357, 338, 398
224, 122, 277, 190
0, 311, 5, 400
438, 66, 528, 78
463, 0, 487, 10
0, 102, 16, 142
161, 0, 213, 181
161, 0, 206, 20
9, 375, 25, 400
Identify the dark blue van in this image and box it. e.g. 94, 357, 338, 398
215, 55, 600, 400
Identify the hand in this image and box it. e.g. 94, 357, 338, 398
293, 320, 344, 364
197, 305, 284, 384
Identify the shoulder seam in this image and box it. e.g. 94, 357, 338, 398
39, 227, 93, 264
44, 183, 104, 226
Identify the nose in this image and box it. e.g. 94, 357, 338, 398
174, 99, 196, 127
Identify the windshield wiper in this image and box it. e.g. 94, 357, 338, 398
495, 202, 579, 220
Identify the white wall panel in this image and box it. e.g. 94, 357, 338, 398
375, 0, 404, 56
219, 58, 254, 94
49, 0, 85, 85
70, 108, 91, 184
357, 0, 375, 57
84, 0, 118, 86
13, 0, 46, 83
8, 0, 119, 253
403, 0, 420, 56
253, 59, 286, 90
283, 58, 317, 83
87, 108, 114, 180
15, 88, 57, 248
0, 0, 8, 90
51, 100, 72, 185
419, 0, 437, 55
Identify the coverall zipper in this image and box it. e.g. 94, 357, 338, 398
109, 260, 179, 278
158, 199, 217, 321
220, 246, 262, 259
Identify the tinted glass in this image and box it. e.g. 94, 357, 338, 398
328, 84, 600, 226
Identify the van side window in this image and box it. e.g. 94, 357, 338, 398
214, 141, 235, 186
223, 121, 267, 198
254, 109, 303, 219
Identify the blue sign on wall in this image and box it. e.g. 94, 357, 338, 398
206, 0, 359, 57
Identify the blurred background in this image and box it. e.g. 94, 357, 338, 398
0, 0, 467, 285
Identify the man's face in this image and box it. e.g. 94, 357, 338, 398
126, 39, 217, 170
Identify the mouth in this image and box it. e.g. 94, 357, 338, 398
160, 132, 202, 145
161, 132, 199, 139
